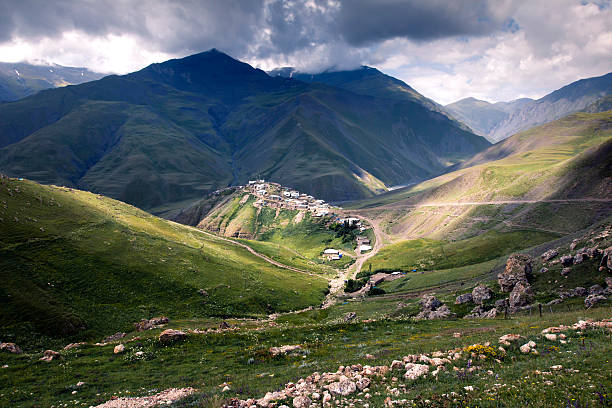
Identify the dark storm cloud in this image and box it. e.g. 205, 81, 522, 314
0, 0, 510, 58
336, 0, 508, 46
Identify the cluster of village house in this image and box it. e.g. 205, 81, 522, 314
246, 180, 372, 262
247, 179, 332, 217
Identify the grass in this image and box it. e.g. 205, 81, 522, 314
363, 230, 559, 273
0, 177, 328, 347
0, 305, 610, 407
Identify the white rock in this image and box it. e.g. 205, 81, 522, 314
404, 363, 429, 380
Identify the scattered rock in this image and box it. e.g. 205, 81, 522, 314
541, 249, 559, 261
0, 342, 22, 354
509, 281, 534, 308
270, 345, 303, 356
113, 344, 125, 354
63, 342, 86, 351
499, 254, 532, 292
103, 332, 126, 343
135, 316, 169, 332
520, 341, 537, 354
40, 350, 61, 362
585, 294, 606, 309
159, 329, 187, 344
454, 293, 473, 305
93, 387, 196, 408
561, 267, 571, 276
292, 395, 311, 408
404, 363, 429, 380
499, 334, 522, 346
472, 284, 493, 304
326, 377, 357, 396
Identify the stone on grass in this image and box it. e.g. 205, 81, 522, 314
327, 377, 357, 396
270, 345, 303, 356
561, 267, 571, 276
135, 317, 169, 331
541, 249, 558, 261
0, 342, 22, 354
560, 255, 574, 267
585, 295, 606, 309
159, 329, 187, 344
113, 344, 125, 354
589, 284, 604, 296
103, 332, 126, 342
40, 350, 61, 362
404, 363, 429, 380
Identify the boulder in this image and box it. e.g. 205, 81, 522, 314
0, 342, 22, 354
40, 350, 61, 362
573, 287, 587, 297
600, 247, 611, 269
471, 284, 493, 304
585, 295, 606, 309
404, 363, 429, 380
63, 342, 86, 351
464, 305, 498, 319
541, 249, 558, 261
419, 295, 442, 310
560, 255, 574, 267
135, 317, 169, 332
292, 396, 311, 408
454, 293, 473, 305
573, 252, 585, 264
113, 344, 125, 354
343, 312, 357, 322
417, 304, 454, 320
509, 282, 534, 308
586, 247, 600, 258
561, 267, 571, 276
159, 329, 187, 344
499, 254, 532, 292
589, 284, 604, 296
326, 377, 357, 396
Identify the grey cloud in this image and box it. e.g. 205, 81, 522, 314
336, 0, 510, 46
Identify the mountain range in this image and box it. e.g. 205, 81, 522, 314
0, 50, 488, 214
445, 72, 612, 142
0, 62, 103, 102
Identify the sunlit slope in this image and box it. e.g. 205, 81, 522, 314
347, 111, 612, 242
0, 177, 327, 341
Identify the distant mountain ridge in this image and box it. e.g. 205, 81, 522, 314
445, 72, 612, 143
0, 62, 103, 102
0, 50, 488, 214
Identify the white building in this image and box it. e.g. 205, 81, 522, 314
323, 248, 339, 255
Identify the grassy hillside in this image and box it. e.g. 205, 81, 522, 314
0, 176, 328, 346
192, 189, 358, 274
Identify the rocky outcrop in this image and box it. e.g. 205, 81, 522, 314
159, 329, 187, 344
135, 316, 169, 332
0, 342, 22, 354
464, 305, 497, 319
472, 284, 493, 304
416, 295, 454, 320
454, 293, 473, 305
499, 254, 532, 292
509, 282, 534, 309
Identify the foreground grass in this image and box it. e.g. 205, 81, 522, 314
0, 307, 609, 407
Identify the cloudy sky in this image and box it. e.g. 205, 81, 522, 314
0, 0, 610, 104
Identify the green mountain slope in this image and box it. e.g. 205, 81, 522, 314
0, 62, 103, 102
0, 176, 327, 344
0, 50, 489, 213
348, 110, 612, 241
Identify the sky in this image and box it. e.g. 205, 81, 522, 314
0, 0, 610, 104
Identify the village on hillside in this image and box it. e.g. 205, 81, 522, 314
245, 180, 373, 260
